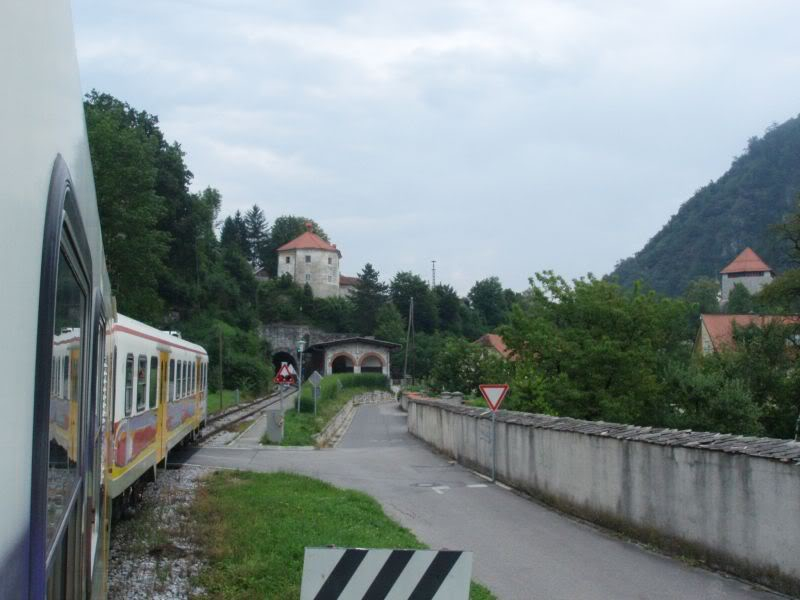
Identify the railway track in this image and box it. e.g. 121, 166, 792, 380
197, 387, 297, 445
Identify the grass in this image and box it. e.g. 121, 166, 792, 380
265, 373, 390, 446
192, 471, 496, 600
207, 389, 254, 416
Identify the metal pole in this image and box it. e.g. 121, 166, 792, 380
297, 351, 303, 413
491, 410, 496, 483
314, 386, 318, 416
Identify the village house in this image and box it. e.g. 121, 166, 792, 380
475, 333, 514, 359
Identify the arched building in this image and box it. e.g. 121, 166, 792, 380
306, 337, 400, 377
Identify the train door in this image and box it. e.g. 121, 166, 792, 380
157, 351, 171, 462
195, 357, 202, 428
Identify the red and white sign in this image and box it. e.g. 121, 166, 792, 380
479, 384, 509, 412
274, 363, 296, 384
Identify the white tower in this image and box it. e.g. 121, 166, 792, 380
276, 223, 342, 298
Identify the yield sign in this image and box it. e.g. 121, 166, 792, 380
479, 384, 509, 412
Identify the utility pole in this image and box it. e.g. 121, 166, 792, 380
431, 260, 437, 288
403, 297, 415, 384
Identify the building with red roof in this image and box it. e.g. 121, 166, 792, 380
275, 222, 358, 299
475, 333, 514, 359
720, 247, 774, 305
694, 313, 800, 355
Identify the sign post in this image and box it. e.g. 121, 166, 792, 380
309, 371, 323, 416
296, 340, 306, 413
479, 384, 509, 483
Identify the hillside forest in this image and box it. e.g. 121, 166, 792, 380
86, 91, 800, 440
612, 114, 800, 296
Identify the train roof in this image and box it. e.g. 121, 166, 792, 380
114, 314, 207, 356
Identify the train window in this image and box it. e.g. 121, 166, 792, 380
136, 355, 146, 412
183, 361, 188, 397
178, 360, 184, 399
46, 250, 85, 548
149, 356, 158, 409
169, 359, 175, 402
125, 354, 134, 416
191, 362, 196, 394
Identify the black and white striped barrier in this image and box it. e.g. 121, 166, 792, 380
300, 548, 473, 600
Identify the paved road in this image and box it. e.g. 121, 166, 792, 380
174, 402, 784, 600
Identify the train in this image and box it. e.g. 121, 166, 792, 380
1, 1, 209, 597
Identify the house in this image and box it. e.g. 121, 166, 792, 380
694, 314, 800, 355
720, 247, 774, 305
275, 222, 358, 299
475, 333, 513, 359
339, 275, 359, 297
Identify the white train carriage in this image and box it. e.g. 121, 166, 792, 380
108, 316, 208, 498
1, 2, 115, 597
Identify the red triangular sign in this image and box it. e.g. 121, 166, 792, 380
479, 384, 509, 412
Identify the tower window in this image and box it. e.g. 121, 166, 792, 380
285, 256, 290, 264
305, 255, 311, 263
328, 257, 332, 265
305, 273, 311, 282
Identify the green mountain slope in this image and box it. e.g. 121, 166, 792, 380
611, 114, 800, 296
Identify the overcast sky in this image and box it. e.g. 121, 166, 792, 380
72, 0, 800, 295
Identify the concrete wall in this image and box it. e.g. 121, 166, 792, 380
277, 247, 340, 298
406, 399, 800, 595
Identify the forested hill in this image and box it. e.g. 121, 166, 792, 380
610, 114, 800, 296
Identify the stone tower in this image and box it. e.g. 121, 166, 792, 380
276, 223, 342, 298
720, 247, 774, 305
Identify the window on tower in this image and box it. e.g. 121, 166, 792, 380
305, 255, 311, 263
305, 274, 311, 283
328, 257, 332, 265
285, 256, 290, 264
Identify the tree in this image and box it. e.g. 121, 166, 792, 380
351, 263, 388, 335
390, 272, 438, 333
726, 283, 753, 314
433, 284, 462, 334
468, 277, 508, 328
501, 272, 693, 425
220, 211, 249, 257
84, 90, 170, 323
244, 205, 269, 266
684, 277, 721, 314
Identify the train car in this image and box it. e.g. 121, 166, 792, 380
1, 2, 115, 597
108, 316, 208, 499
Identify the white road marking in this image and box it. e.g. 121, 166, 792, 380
432, 485, 450, 495
467, 484, 488, 488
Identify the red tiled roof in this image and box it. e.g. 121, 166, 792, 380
700, 314, 800, 351
475, 333, 512, 359
720, 247, 772, 274
339, 275, 359, 286
276, 223, 340, 255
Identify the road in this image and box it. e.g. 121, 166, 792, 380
174, 401, 784, 600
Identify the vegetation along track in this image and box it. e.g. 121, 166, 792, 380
197, 388, 294, 445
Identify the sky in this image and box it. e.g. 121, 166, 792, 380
72, 0, 800, 295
